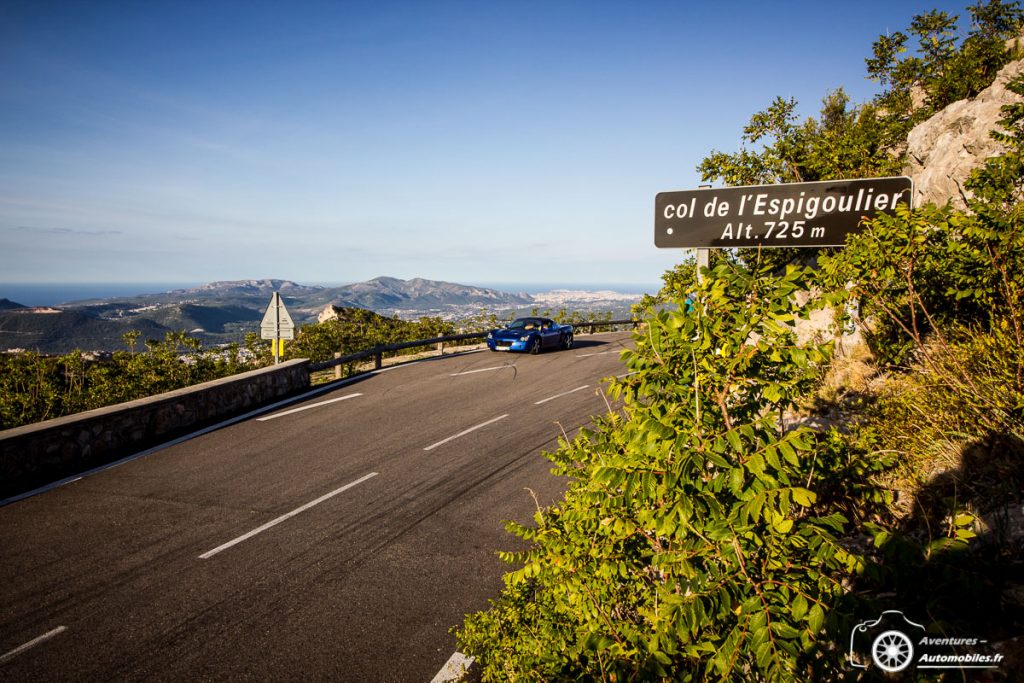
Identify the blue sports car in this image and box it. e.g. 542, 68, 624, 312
486, 317, 574, 353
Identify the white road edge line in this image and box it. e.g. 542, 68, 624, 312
450, 365, 513, 376
198, 472, 379, 559
534, 385, 590, 405
375, 347, 489, 374
0, 626, 68, 664
423, 414, 509, 451
257, 393, 362, 421
575, 350, 617, 358
430, 651, 476, 683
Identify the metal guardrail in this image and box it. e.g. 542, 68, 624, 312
306, 319, 639, 376
574, 319, 639, 335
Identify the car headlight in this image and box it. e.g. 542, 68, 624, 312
487, 332, 493, 339
520, 335, 530, 341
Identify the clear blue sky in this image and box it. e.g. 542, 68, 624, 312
0, 0, 972, 288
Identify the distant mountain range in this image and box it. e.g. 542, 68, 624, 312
1, 276, 615, 354
0, 306, 173, 354
65, 276, 533, 314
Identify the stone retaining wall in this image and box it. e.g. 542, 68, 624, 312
0, 359, 310, 500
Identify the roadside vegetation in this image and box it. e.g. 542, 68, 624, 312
283, 307, 456, 365
0, 331, 266, 431
0, 308, 456, 430
457, 3, 1024, 679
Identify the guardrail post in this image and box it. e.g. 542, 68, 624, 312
374, 351, 382, 370
437, 341, 444, 355
334, 352, 342, 379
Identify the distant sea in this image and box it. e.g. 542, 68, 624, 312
0, 281, 660, 307
0, 283, 201, 307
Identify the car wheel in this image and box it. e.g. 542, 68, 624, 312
529, 336, 542, 354
561, 332, 574, 350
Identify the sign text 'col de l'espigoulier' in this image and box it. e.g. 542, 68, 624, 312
655, 177, 913, 249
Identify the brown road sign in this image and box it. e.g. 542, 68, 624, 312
655, 176, 913, 249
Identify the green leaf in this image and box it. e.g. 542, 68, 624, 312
792, 594, 808, 621
763, 384, 783, 402
771, 621, 800, 639
730, 466, 745, 494
778, 440, 798, 465
807, 604, 825, 634
584, 632, 617, 651
791, 487, 816, 507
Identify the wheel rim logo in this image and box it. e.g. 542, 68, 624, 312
871, 629, 914, 672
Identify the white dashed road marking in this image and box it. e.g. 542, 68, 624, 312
199, 472, 379, 559
0, 626, 68, 664
450, 365, 513, 376
534, 385, 590, 405
423, 414, 509, 452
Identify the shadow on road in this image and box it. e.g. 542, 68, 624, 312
570, 338, 614, 350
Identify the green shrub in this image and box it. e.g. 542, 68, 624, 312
0, 331, 264, 431
458, 259, 892, 681
285, 308, 455, 364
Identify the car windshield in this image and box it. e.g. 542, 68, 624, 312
507, 318, 541, 331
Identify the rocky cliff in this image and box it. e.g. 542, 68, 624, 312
906, 57, 1024, 209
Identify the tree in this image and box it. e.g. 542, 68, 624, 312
868, 1, 1024, 140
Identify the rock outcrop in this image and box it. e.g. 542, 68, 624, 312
906, 58, 1024, 209
318, 304, 344, 323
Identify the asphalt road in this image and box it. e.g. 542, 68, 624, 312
0, 331, 634, 682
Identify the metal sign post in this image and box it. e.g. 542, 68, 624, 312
696, 247, 709, 285
695, 184, 711, 285
260, 292, 295, 365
